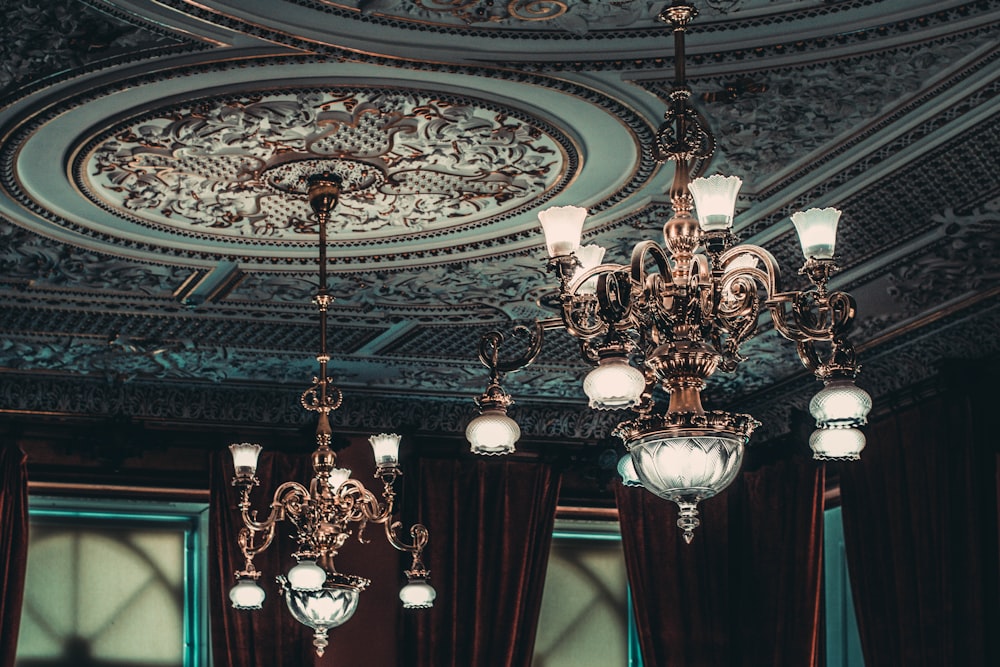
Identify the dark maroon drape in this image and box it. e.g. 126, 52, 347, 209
209, 449, 317, 667
1, 442, 28, 667
616, 456, 824, 667
840, 376, 1000, 666
403, 459, 561, 667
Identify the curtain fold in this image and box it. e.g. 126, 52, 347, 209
840, 379, 1000, 667
0, 442, 29, 667
403, 459, 561, 667
616, 456, 824, 667
209, 449, 317, 667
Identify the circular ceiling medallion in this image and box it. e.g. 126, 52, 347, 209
77, 88, 571, 242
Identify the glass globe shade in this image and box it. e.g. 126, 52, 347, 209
628, 433, 745, 503
369, 432, 401, 467
572, 244, 606, 295
538, 206, 587, 257
584, 357, 645, 410
791, 207, 841, 260
229, 442, 262, 477
328, 467, 351, 489
809, 379, 872, 428
287, 560, 327, 591
689, 174, 743, 231
399, 578, 437, 609
809, 427, 866, 461
617, 453, 642, 487
281, 583, 361, 631
229, 578, 266, 610
466, 409, 520, 455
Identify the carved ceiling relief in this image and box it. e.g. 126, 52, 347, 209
81, 89, 571, 241
0, 0, 183, 98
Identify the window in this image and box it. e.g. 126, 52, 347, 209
15, 497, 210, 667
824, 505, 864, 667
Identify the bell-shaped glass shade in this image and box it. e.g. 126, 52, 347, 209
399, 577, 437, 609
466, 408, 520, 455
229, 577, 266, 610
538, 206, 587, 257
809, 427, 866, 461
583, 357, 645, 410
791, 208, 841, 260
573, 244, 606, 295
287, 560, 328, 592
329, 467, 351, 489
617, 453, 643, 487
229, 442, 262, 478
809, 379, 872, 428
689, 174, 743, 231
369, 432, 401, 467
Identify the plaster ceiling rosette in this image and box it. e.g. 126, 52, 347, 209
0, 58, 651, 271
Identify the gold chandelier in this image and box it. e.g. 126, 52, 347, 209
465, 1, 872, 542
225, 173, 434, 656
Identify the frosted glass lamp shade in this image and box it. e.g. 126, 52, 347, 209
466, 409, 520, 455
573, 244, 606, 294
791, 208, 841, 260
282, 585, 361, 631
584, 357, 645, 410
539, 206, 587, 257
617, 453, 643, 487
369, 433, 401, 467
629, 434, 745, 502
809, 427, 866, 461
229, 442, 262, 478
329, 467, 352, 489
809, 379, 872, 428
229, 577, 266, 610
689, 174, 743, 231
288, 560, 327, 591
400, 577, 436, 609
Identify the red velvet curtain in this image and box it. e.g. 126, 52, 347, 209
402, 459, 561, 667
840, 378, 1000, 666
0, 442, 29, 667
615, 456, 824, 667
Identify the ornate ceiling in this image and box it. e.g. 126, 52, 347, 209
1, 0, 999, 444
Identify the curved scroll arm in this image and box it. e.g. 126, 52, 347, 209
630, 239, 673, 287
768, 290, 857, 343
477, 321, 547, 376
239, 480, 310, 533
336, 479, 392, 545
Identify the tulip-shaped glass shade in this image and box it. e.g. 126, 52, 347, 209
584, 357, 645, 410
369, 432, 401, 468
229, 442, 262, 478
230, 577, 266, 610
617, 452, 643, 487
329, 467, 352, 489
400, 576, 437, 609
539, 206, 587, 257
573, 244, 606, 295
466, 408, 520, 455
791, 208, 841, 260
288, 560, 328, 591
809, 427, 866, 461
809, 379, 872, 428
689, 175, 743, 231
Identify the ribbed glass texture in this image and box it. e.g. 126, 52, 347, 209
369, 432, 401, 466
466, 409, 520, 455
689, 174, 743, 231
229, 578, 265, 610
629, 435, 744, 502
399, 579, 437, 609
538, 206, 587, 257
329, 467, 351, 489
287, 560, 327, 591
283, 585, 360, 630
791, 207, 841, 260
810, 427, 866, 461
616, 453, 643, 487
809, 380, 872, 428
572, 244, 606, 294
584, 358, 645, 410
229, 442, 262, 476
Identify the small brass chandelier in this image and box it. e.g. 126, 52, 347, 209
466, 1, 871, 542
226, 172, 434, 656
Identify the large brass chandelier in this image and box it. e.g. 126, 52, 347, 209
226, 173, 434, 656
465, 1, 871, 542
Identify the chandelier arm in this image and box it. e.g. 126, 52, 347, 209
237, 523, 277, 569
477, 321, 547, 375
385, 520, 429, 556
630, 240, 674, 287
239, 480, 310, 533
337, 478, 392, 525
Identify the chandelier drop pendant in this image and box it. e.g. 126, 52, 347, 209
226, 172, 434, 656
466, 1, 871, 543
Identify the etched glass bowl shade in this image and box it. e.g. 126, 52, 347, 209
628, 433, 745, 503
809, 379, 872, 428
466, 409, 520, 455
282, 584, 361, 631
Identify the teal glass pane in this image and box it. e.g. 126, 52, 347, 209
825, 506, 864, 667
